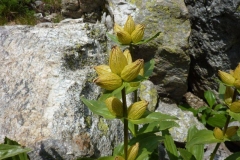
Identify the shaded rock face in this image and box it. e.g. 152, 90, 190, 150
125, 0, 191, 102
0, 20, 123, 159
185, 0, 240, 98
61, 0, 107, 22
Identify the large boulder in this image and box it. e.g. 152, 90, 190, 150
109, 0, 191, 101
185, 0, 240, 98
0, 19, 123, 159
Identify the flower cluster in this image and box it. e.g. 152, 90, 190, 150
93, 45, 144, 91
114, 15, 145, 44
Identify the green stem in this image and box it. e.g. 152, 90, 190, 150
210, 88, 237, 160
122, 87, 128, 160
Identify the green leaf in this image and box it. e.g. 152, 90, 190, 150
134, 32, 161, 45
225, 152, 240, 160
143, 59, 155, 79
0, 144, 31, 159
129, 111, 178, 125
204, 90, 216, 108
227, 110, 240, 121
128, 133, 164, 160
125, 81, 140, 95
98, 156, 115, 160
178, 148, 196, 160
80, 97, 115, 119
162, 130, 179, 159
138, 121, 179, 135
98, 84, 125, 102
178, 104, 198, 117
128, 121, 137, 137
113, 143, 124, 156
186, 126, 204, 160
206, 114, 227, 128
106, 33, 120, 44
186, 130, 223, 148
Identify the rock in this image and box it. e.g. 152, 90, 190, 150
156, 100, 206, 142
185, 0, 240, 98
139, 80, 158, 111
109, 0, 191, 102
61, 0, 106, 22
0, 19, 123, 159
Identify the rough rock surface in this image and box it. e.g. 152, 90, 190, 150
109, 0, 191, 101
61, 0, 106, 22
185, 0, 240, 98
0, 19, 123, 159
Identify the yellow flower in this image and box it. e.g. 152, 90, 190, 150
93, 72, 122, 90
124, 15, 135, 35
121, 59, 144, 82
218, 70, 235, 86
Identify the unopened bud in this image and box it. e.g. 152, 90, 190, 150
117, 30, 132, 45
123, 49, 132, 64
114, 23, 124, 34
109, 46, 128, 75
213, 127, 224, 140
93, 72, 122, 90
139, 63, 144, 76
224, 86, 234, 106
105, 97, 123, 118
94, 65, 111, 75
229, 101, 240, 113
233, 63, 240, 80
121, 59, 144, 82
128, 100, 148, 120
127, 142, 139, 160
124, 15, 135, 34
225, 126, 239, 138
218, 70, 235, 86
234, 79, 240, 90
131, 24, 145, 43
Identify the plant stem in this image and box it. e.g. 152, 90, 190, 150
210, 88, 237, 160
122, 87, 128, 160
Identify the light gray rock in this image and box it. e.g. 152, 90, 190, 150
0, 20, 123, 159
156, 100, 206, 142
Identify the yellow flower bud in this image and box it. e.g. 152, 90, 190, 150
121, 59, 144, 82
114, 156, 125, 160
218, 70, 235, 86
94, 65, 111, 75
109, 46, 128, 75
229, 101, 240, 113
234, 79, 240, 90
233, 63, 240, 80
127, 142, 139, 160
114, 23, 124, 34
131, 24, 145, 43
213, 127, 224, 140
105, 97, 123, 118
93, 72, 122, 90
117, 30, 132, 45
139, 63, 144, 76
128, 100, 148, 120
225, 126, 239, 138
224, 86, 234, 106
124, 15, 135, 34
123, 49, 132, 64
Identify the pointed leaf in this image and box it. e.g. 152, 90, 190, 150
227, 110, 240, 121
129, 111, 177, 124
186, 130, 223, 148
207, 114, 227, 128
106, 33, 120, 44
204, 90, 216, 108
162, 130, 179, 159
225, 152, 240, 160
113, 143, 124, 156
0, 144, 31, 159
138, 121, 179, 135
178, 148, 196, 160
134, 32, 161, 45
143, 59, 155, 79
186, 126, 204, 160
128, 133, 164, 160
98, 83, 125, 101
81, 97, 115, 119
